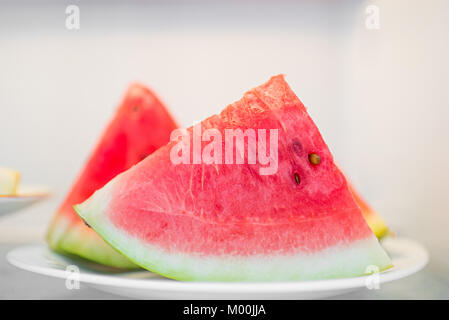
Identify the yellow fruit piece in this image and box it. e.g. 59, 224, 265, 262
364, 212, 390, 239
0, 167, 21, 195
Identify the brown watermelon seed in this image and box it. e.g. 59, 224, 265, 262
294, 172, 301, 185
308, 153, 321, 165
83, 220, 91, 228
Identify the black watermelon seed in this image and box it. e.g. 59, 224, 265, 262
294, 172, 301, 185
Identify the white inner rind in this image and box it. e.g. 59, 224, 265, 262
75, 181, 392, 282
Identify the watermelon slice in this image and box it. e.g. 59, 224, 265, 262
46, 83, 178, 269
75, 75, 391, 281
348, 182, 389, 238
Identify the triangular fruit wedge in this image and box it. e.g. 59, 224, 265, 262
348, 182, 390, 238
47, 84, 178, 269
75, 75, 391, 280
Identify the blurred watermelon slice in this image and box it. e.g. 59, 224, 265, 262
46, 84, 178, 269
348, 182, 390, 238
75, 75, 391, 281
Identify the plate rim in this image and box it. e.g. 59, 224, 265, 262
6, 237, 429, 293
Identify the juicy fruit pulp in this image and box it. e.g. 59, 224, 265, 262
47, 83, 178, 268
75, 75, 391, 281
0, 167, 20, 195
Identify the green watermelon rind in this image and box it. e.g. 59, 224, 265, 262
47, 218, 138, 269
74, 179, 392, 282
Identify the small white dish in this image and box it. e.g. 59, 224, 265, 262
7, 237, 428, 300
0, 185, 50, 217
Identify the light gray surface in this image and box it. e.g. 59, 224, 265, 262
1, 244, 448, 300
0, 244, 123, 299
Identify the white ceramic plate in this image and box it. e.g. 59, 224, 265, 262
0, 185, 50, 217
7, 237, 428, 300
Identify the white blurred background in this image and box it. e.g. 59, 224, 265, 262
0, 0, 448, 275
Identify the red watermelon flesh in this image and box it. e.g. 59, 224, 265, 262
75, 75, 391, 280
47, 83, 178, 269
